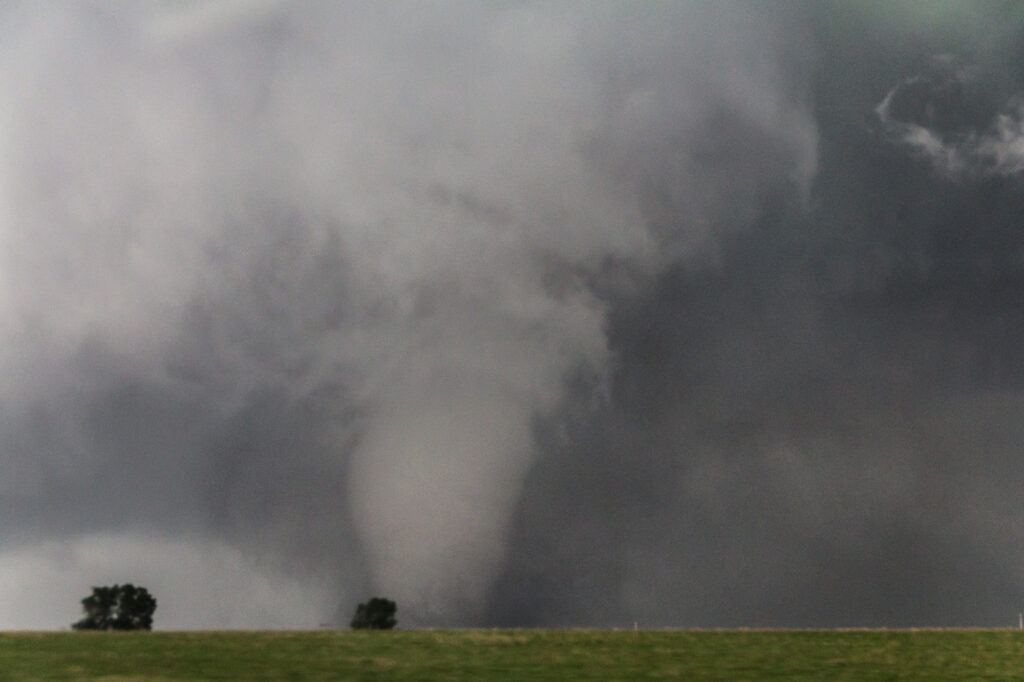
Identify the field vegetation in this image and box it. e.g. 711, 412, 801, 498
3, 628, 1024, 681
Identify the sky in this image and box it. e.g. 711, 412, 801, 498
0, 0, 1023, 630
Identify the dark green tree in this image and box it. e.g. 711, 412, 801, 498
72, 584, 156, 631
350, 597, 397, 630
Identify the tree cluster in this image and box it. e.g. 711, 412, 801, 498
71, 585, 397, 632
72, 584, 157, 631
350, 597, 397, 630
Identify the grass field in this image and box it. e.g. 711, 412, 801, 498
3, 629, 1024, 681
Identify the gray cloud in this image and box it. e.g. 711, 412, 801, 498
0, 1, 815, 627
2, 0, 1022, 630
486, 1, 1024, 628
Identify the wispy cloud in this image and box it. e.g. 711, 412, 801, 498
877, 71, 1024, 178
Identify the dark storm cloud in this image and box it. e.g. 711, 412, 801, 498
1, 0, 1022, 629
489, 1, 1024, 628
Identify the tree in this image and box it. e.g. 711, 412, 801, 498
350, 597, 397, 630
72, 584, 157, 631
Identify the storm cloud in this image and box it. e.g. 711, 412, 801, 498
1, 1, 1023, 629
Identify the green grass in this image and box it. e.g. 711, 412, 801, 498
3, 629, 1024, 681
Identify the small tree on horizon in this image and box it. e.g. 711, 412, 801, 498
72, 584, 156, 631
350, 597, 397, 630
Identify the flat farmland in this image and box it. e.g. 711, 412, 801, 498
3, 629, 1024, 681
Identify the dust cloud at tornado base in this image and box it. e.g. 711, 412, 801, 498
0, 1, 1023, 628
